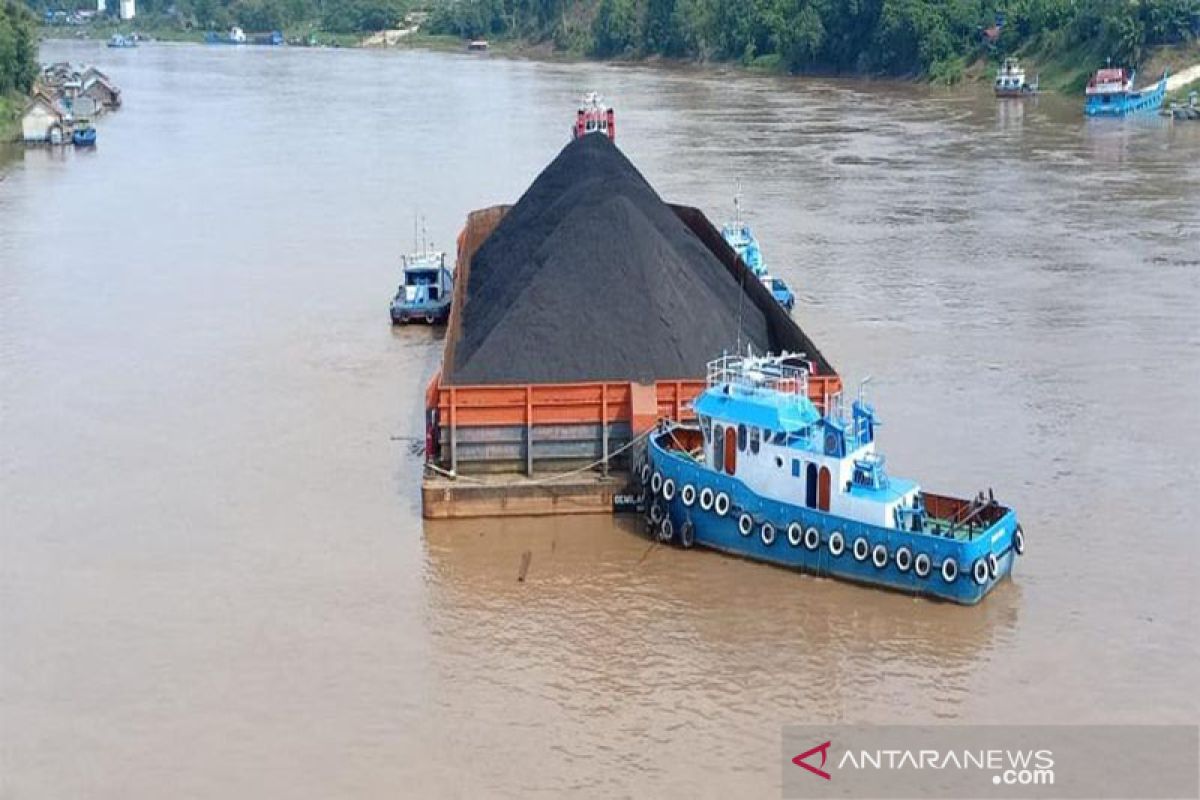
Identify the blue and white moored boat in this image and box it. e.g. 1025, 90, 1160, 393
640, 354, 1023, 605
390, 232, 454, 325
72, 124, 97, 146
1085, 66, 1167, 116
720, 193, 796, 311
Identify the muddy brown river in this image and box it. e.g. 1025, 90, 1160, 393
2, 41, 1198, 798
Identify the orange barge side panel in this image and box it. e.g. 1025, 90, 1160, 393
428, 372, 842, 432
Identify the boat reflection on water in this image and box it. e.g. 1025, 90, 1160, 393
422, 514, 1019, 720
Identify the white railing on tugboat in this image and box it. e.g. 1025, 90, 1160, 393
705, 353, 809, 397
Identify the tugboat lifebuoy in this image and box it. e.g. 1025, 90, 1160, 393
853, 537, 870, 562
804, 526, 820, 551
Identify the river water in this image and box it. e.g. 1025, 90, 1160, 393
2, 41, 1198, 798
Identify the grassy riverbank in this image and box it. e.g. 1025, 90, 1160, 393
1, 93, 25, 143
1168, 76, 1200, 101
40, 18, 363, 48
397, 30, 1200, 98
996, 37, 1200, 93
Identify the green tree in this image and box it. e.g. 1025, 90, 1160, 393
643, 0, 674, 52
1, 0, 37, 94
592, 0, 639, 55
768, 0, 825, 71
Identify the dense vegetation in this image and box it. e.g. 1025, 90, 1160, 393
427, 0, 1200, 77
30, 0, 413, 34
1, 0, 38, 93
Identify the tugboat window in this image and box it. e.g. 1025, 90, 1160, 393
749, 426, 760, 454
713, 426, 724, 472
737, 424, 747, 452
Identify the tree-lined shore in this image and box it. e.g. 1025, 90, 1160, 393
25, 0, 1200, 93
426, 0, 1200, 85
2, 0, 39, 140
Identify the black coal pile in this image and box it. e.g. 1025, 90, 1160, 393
447, 134, 771, 385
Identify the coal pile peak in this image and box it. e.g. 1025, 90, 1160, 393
448, 134, 771, 385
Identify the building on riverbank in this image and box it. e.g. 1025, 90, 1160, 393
21, 63, 121, 143
35, 63, 121, 114
20, 94, 71, 143
81, 71, 122, 110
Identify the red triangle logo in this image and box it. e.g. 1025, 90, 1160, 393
792, 740, 832, 780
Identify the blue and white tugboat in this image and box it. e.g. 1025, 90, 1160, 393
720, 192, 796, 311
390, 225, 454, 325
1085, 66, 1167, 116
639, 354, 1023, 605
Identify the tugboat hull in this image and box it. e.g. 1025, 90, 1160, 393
1086, 71, 1167, 116
391, 302, 450, 325
644, 433, 1020, 605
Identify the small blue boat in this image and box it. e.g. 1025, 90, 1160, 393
720, 192, 796, 312
106, 34, 137, 48
391, 232, 454, 325
1085, 67, 1167, 116
764, 276, 795, 311
639, 354, 1023, 605
72, 125, 97, 146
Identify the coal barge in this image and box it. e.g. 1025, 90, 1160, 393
422, 134, 841, 518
